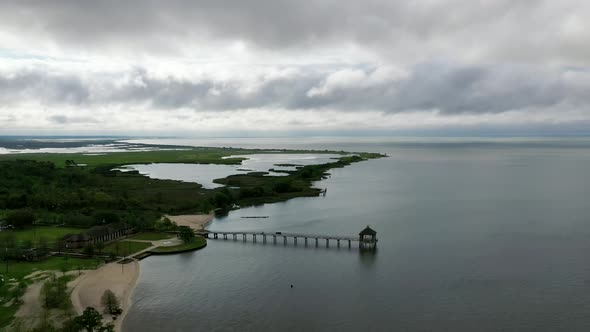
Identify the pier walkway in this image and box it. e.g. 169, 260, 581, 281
195, 230, 360, 248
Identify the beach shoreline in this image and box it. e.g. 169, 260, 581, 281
70, 261, 140, 332
69, 212, 214, 331
116, 261, 141, 332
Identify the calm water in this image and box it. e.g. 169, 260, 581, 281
124, 138, 590, 332
119, 154, 343, 189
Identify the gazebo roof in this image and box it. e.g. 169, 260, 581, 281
359, 226, 376, 236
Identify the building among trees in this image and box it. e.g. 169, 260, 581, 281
63, 222, 134, 248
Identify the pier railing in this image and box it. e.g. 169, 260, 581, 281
195, 230, 361, 248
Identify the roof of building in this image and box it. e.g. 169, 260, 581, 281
86, 222, 129, 237
64, 233, 91, 242
359, 226, 377, 236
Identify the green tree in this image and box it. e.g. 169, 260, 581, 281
41, 275, 69, 309
178, 226, 195, 243
6, 209, 35, 228
95, 241, 105, 254
155, 217, 178, 232
92, 210, 120, 224
61, 318, 83, 332
101, 289, 121, 315
74, 307, 114, 332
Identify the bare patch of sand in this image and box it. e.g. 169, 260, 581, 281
11, 270, 85, 331
70, 261, 140, 332
165, 211, 214, 230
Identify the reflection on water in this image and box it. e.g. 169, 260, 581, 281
358, 249, 378, 268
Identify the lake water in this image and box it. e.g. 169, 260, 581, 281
123, 137, 590, 332
118, 154, 343, 189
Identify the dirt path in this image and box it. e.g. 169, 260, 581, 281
13, 282, 44, 331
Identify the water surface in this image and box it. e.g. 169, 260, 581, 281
124, 138, 590, 332
120, 154, 342, 189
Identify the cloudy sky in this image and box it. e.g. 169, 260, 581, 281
0, 0, 589, 136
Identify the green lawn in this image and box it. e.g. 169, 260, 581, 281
150, 237, 206, 254
0, 256, 100, 280
127, 232, 176, 241
1, 226, 83, 244
102, 240, 152, 257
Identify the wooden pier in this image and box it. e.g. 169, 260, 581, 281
195, 226, 377, 250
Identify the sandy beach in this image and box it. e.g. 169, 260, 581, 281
65, 213, 212, 331
165, 211, 215, 230
10, 214, 212, 331
70, 261, 140, 332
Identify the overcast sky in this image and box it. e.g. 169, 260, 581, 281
1, 0, 589, 136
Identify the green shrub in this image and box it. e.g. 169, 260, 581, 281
6, 209, 35, 229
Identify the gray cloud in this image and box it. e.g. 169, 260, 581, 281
47, 115, 98, 124
1, 63, 589, 115
1, 1, 589, 134
0, 1, 588, 64
0, 70, 89, 105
